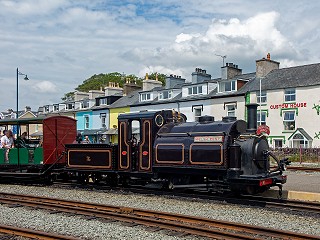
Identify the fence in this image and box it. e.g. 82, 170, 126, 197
270, 147, 320, 164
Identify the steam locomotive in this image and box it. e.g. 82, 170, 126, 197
0, 104, 287, 194
65, 104, 287, 194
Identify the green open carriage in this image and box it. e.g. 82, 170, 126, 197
0, 117, 45, 166
0, 116, 76, 182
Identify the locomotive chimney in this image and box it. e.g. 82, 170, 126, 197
246, 103, 258, 133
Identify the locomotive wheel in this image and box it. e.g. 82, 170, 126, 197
89, 174, 102, 184
168, 180, 174, 190
77, 173, 88, 184
166, 176, 190, 190
245, 186, 259, 195
106, 175, 118, 187
119, 177, 129, 187
43, 175, 53, 186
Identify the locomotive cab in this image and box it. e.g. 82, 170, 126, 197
117, 110, 186, 176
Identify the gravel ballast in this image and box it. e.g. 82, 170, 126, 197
0, 184, 319, 239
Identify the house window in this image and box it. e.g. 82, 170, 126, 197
67, 103, 74, 110
59, 104, 65, 111
188, 86, 203, 95
274, 139, 283, 148
194, 108, 202, 121
284, 88, 296, 102
257, 111, 267, 125
159, 90, 172, 100
257, 91, 267, 104
84, 115, 89, 129
100, 113, 106, 128
219, 81, 236, 92
100, 98, 107, 105
283, 111, 295, 130
83, 101, 89, 108
226, 104, 236, 117
140, 93, 151, 101
53, 105, 59, 111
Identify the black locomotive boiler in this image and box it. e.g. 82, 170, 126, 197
65, 104, 287, 194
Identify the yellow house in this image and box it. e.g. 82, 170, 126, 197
108, 90, 140, 144
109, 106, 130, 143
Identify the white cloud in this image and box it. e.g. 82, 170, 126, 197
125, 11, 311, 80
0, 1, 319, 111
138, 66, 184, 78
32, 81, 58, 93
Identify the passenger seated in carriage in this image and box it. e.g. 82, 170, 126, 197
16, 132, 28, 148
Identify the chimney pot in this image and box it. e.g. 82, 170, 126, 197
267, 53, 271, 60
255, 53, 279, 78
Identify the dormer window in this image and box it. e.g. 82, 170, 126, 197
140, 93, 151, 101
67, 103, 74, 110
159, 90, 172, 100
218, 80, 236, 92
100, 98, 107, 105
188, 86, 202, 95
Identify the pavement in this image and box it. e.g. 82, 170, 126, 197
283, 170, 320, 193
263, 170, 320, 202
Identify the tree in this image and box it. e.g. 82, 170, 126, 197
61, 71, 167, 101
61, 91, 75, 101
147, 72, 166, 86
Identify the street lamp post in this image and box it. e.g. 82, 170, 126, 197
16, 68, 29, 172
16, 68, 29, 119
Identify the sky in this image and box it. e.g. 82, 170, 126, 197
0, 0, 319, 112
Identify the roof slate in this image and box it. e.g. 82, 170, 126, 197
240, 63, 320, 93
109, 90, 140, 108
67, 62, 320, 111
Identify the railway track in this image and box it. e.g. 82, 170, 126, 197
0, 224, 77, 239
52, 182, 320, 215
270, 165, 320, 172
0, 192, 319, 240
287, 166, 320, 172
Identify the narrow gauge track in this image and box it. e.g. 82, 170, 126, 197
0, 224, 77, 239
53, 182, 320, 215
287, 166, 320, 172
270, 166, 320, 172
0, 192, 319, 240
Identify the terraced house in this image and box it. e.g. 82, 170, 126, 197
243, 56, 320, 148
36, 54, 320, 147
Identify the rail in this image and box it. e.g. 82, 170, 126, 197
0, 224, 77, 239
0, 192, 319, 240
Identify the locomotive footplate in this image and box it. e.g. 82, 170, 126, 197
228, 174, 287, 187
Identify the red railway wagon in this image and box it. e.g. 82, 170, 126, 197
0, 115, 76, 182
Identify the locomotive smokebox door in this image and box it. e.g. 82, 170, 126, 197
253, 138, 269, 169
